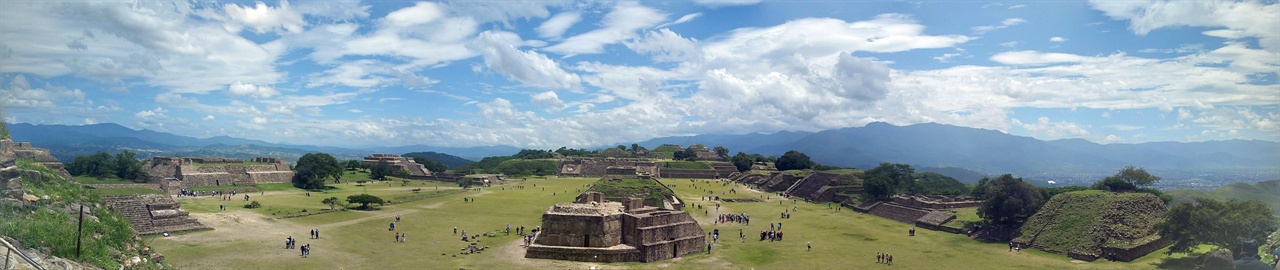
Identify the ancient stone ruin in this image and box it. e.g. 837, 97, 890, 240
142, 156, 294, 192
854, 195, 985, 232
525, 192, 706, 263
102, 194, 209, 235
361, 153, 431, 177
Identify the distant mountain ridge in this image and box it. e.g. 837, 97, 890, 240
7, 123, 517, 163
634, 122, 1279, 185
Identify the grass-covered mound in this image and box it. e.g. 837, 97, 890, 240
1167, 180, 1279, 216
0, 159, 150, 269
1014, 190, 1167, 256
586, 178, 677, 207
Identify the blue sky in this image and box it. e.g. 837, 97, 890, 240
1, 0, 1277, 148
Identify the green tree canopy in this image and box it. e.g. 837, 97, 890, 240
1092, 166, 1161, 192
296, 153, 341, 181
864, 175, 895, 201
321, 197, 341, 210
1157, 197, 1279, 256
866, 163, 916, 194
67, 150, 147, 181
731, 152, 754, 172
774, 150, 814, 171
346, 194, 386, 210
412, 157, 448, 173
369, 160, 392, 180
913, 172, 968, 195
0, 106, 8, 140
976, 174, 1046, 226
345, 160, 362, 171
713, 146, 729, 159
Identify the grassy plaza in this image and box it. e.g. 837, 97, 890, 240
148, 176, 1199, 269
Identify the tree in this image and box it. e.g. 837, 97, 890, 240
775, 150, 814, 171
68, 152, 116, 178
321, 197, 340, 210
1157, 198, 1279, 256
713, 146, 729, 159
976, 174, 1046, 226
458, 178, 474, 189
1092, 166, 1160, 192
913, 172, 968, 195
113, 150, 146, 181
345, 160, 362, 171
731, 152, 754, 172
346, 194, 385, 210
295, 153, 342, 182
866, 163, 916, 194
369, 161, 392, 180
864, 175, 895, 200
412, 157, 447, 173
293, 167, 324, 189
630, 143, 642, 152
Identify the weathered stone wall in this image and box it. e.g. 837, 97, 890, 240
785, 172, 839, 199
760, 173, 798, 191
247, 171, 293, 184
535, 214, 623, 247
658, 169, 720, 179
85, 183, 162, 191
866, 202, 931, 224
0, 140, 73, 180
1101, 237, 1170, 262
524, 244, 639, 262
559, 158, 659, 177
893, 195, 983, 209
103, 194, 209, 235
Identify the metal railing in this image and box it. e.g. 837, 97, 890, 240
0, 236, 47, 270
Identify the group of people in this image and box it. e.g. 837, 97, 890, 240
759, 230, 784, 242
394, 232, 407, 242
310, 229, 321, 239
877, 252, 894, 265
716, 213, 750, 225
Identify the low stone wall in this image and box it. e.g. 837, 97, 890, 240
866, 202, 931, 224
525, 244, 639, 262
247, 171, 293, 184
1100, 237, 1170, 262
786, 172, 839, 199
84, 183, 162, 191
893, 195, 984, 210
659, 169, 721, 179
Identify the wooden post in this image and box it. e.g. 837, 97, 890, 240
76, 204, 84, 258
6, 248, 12, 270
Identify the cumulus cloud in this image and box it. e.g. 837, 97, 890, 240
1013, 117, 1091, 139
990, 50, 1086, 65
223, 0, 306, 34
1049, 36, 1067, 42
544, 2, 667, 55
530, 91, 567, 111
227, 81, 280, 99
0, 75, 87, 109
469, 31, 582, 90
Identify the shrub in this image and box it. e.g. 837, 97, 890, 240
245, 201, 262, 209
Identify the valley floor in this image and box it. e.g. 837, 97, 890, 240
148, 177, 1200, 269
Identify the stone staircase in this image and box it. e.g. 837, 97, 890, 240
866, 202, 931, 224
104, 195, 210, 235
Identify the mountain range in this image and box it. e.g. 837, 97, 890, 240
9, 122, 1277, 187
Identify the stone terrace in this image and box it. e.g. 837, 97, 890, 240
785, 172, 840, 200
103, 194, 209, 235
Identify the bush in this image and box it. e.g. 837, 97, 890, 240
245, 201, 262, 209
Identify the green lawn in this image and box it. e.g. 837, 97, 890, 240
148, 176, 1203, 270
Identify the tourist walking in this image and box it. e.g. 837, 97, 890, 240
807, 241, 811, 251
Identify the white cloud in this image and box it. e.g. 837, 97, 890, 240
223, 0, 306, 34
544, 2, 667, 56
469, 31, 582, 90
0, 75, 87, 109
990, 50, 1086, 65
1108, 124, 1144, 131
227, 81, 280, 99
933, 53, 962, 63
384, 2, 445, 27
624, 29, 700, 63
1000, 41, 1019, 48
530, 91, 567, 111
536, 12, 581, 40
1008, 4, 1027, 9
135, 107, 167, 119
1013, 117, 1091, 139
971, 18, 1027, 34
1049, 36, 1067, 42
1088, 0, 1280, 52
692, 0, 762, 8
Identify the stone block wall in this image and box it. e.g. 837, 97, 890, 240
761, 173, 798, 191
535, 214, 623, 247
893, 195, 984, 210
658, 169, 720, 179
524, 245, 640, 262
559, 158, 659, 177
1100, 237, 1170, 262
785, 172, 839, 199
85, 183, 162, 191
866, 202, 931, 224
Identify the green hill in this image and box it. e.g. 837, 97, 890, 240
586, 178, 677, 207
1167, 180, 1280, 216
402, 151, 474, 169
1014, 190, 1168, 256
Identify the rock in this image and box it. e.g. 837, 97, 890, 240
40, 194, 49, 200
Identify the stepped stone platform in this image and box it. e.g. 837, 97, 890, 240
857, 200, 961, 231
526, 192, 705, 263
559, 158, 659, 177
785, 172, 840, 200
103, 194, 209, 235
143, 156, 294, 194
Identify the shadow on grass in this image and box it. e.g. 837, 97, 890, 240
1154, 255, 1199, 269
